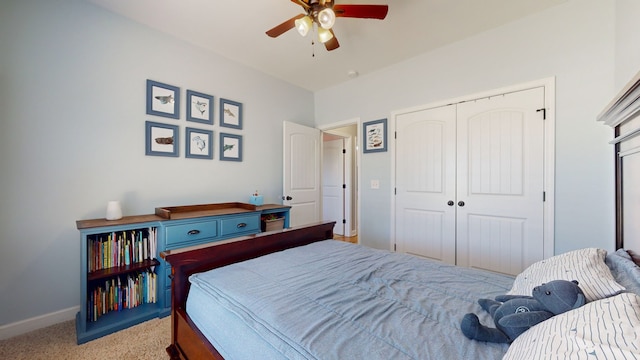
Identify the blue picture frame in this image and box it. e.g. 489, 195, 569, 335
220, 98, 243, 129
186, 90, 214, 125
219, 132, 242, 162
362, 118, 387, 153
145, 121, 179, 157
146, 80, 180, 119
185, 127, 213, 159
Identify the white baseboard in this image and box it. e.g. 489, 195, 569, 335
0, 306, 79, 340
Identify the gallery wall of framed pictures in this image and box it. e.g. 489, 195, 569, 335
145, 79, 243, 161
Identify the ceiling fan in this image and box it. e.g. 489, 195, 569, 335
266, 0, 389, 51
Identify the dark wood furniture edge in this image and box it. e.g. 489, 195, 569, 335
161, 221, 336, 360
155, 202, 257, 219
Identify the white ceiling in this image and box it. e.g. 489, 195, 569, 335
87, 0, 566, 92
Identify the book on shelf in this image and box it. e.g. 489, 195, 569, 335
87, 269, 157, 322
87, 227, 157, 272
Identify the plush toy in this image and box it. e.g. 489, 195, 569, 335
461, 280, 586, 343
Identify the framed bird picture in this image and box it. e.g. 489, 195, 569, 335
219, 132, 242, 162
145, 121, 179, 157
186, 90, 214, 125
146, 79, 180, 119
185, 127, 213, 159
220, 98, 243, 129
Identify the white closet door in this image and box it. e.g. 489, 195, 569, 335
395, 105, 457, 264
456, 87, 545, 275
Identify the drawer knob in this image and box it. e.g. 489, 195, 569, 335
187, 229, 201, 235
237, 223, 247, 228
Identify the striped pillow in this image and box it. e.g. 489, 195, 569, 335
503, 293, 640, 359
507, 248, 625, 302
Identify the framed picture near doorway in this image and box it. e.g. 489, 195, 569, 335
363, 118, 387, 153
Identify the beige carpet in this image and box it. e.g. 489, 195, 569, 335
0, 317, 170, 360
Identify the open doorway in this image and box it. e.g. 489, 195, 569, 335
321, 123, 358, 242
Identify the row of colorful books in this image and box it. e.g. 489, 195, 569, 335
88, 270, 157, 322
87, 227, 157, 272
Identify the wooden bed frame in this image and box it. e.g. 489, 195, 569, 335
161, 225, 640, 360
161, 221, 335, 360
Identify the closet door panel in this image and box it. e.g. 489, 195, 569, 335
395, 105, 457, 264
456, 88, 545, 275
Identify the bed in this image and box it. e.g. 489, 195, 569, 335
161, 220, 640, 360
161, 72, 640, 360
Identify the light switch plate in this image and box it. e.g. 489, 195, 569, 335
371, 180, 380, 189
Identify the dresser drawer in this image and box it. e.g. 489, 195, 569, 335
220, 214, 260, 237
165, 219, 218, 246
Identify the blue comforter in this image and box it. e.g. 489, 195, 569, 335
187, 240, 514, 359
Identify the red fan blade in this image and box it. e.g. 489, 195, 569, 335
333, 4, 388, 19
266, 14, 305, 38
324, 30, 340, 51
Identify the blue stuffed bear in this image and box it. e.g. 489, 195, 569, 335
461, 279, 586, 343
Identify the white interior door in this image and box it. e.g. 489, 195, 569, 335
395, 105, 457, 264
283, 121, 321, 227
343, 137, 354, 236
455, 88, 545, 275
322, 138, 345, 235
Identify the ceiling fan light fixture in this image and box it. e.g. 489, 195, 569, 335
295, 15, 313, 37
317, 27, 334, 43
317, 8, 336, 29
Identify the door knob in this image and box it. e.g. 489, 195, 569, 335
282, 195, 293, 201
447, 200, 454, 206
458, 201, 465, 207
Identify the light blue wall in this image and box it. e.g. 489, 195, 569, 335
315, 0, 623, 254
614, 0, 640, 88
0, 0, 314, 326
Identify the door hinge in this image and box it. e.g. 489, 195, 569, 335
342, 149, 346, 154
342, 184, 346, 189
395, 131, 397, 139
536, 108, 546, 120
543, 191, 546, 202
342, 219, 346, 224
394, 243, 397, 251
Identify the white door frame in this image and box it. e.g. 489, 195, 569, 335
319, 118, 361, 241
390, 78, 555, 259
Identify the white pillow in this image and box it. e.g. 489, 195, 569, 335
507, 248, 625, 302
503, 293, 640, 359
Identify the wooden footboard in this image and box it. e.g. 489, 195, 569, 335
161, 221, 335, 360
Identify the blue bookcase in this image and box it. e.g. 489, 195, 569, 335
75, 204, 290, 344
